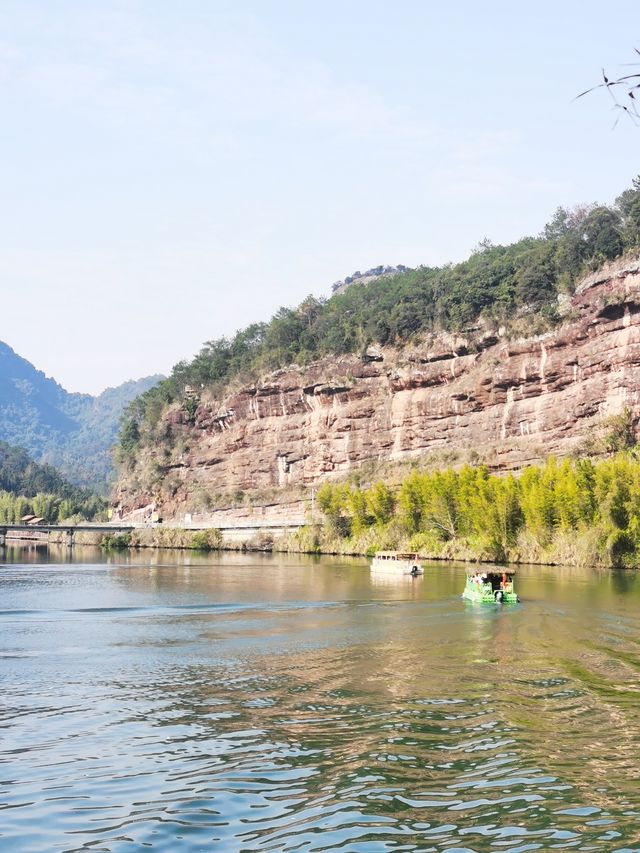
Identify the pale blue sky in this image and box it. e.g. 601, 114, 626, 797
1, 0, 638, 393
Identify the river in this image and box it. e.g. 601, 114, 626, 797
1, 547, 639, 852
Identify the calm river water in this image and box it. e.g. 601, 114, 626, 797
1, 547, 639, 852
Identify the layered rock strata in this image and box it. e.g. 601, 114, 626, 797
116, 256, 640, 520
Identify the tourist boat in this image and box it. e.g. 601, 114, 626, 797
462, 570, 518, 603
370, 551, 423, 576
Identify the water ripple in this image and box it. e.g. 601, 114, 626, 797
1, 557, 640, 851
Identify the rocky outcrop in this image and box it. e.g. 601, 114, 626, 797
115, 256, 640, 520
331, 264, 410, 295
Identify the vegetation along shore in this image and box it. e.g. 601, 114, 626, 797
102, 447, 640, 570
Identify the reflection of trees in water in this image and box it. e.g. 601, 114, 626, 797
3, 543, 51, 563
610, 568, 638, 595
114, 592, 640, 847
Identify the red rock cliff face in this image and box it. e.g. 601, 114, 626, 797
116, 257, 640, 518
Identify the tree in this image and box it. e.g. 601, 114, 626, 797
616, 177, 640, 247
367, 482, 395, 526
582, 207, 624, 265
515, 243, 556, 307
316, 482, 350, 537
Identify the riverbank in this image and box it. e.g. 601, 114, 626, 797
91, 522, 628, 570
7, 451, 626, 568
265, 525, 625, 569
3, 520, 629, 569
100, 451, 640, 569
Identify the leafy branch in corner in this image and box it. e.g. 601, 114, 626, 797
576, 48, 640, 126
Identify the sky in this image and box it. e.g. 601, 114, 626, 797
0, 0, 638, 395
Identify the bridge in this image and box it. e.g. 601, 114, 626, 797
0, 523, 136, 549
0, 519, 307, 549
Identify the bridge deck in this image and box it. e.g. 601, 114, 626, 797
0, 521, 305, 533
0, 521, 307, 549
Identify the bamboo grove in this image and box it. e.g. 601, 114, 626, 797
311, 454, 640, 567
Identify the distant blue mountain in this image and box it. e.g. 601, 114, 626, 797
0, 341, 162, 491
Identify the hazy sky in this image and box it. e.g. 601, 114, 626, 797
1, 1, 638, 394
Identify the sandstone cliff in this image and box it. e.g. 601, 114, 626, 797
115, 256, 640, 521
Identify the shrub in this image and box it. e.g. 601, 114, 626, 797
605, 529, 635, 567
101, 532, 132, 551
190, 529, 222, 551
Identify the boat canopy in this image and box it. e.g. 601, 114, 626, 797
467, 569, 516, 577
374, 551, 419, 560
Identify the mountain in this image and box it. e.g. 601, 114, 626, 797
114, 253, 640, 523
112, 177, 640, 522
0, 341, 162, 491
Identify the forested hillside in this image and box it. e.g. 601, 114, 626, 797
0, 440, 77, 496
118, 178, 640, 461
0, 341, 162, 490
0, 441, 104, 523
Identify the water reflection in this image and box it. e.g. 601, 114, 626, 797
0, 549, 639, 851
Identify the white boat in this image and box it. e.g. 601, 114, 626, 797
370, 551, 423, 576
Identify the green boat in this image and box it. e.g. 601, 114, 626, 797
462, 570, 519, 604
